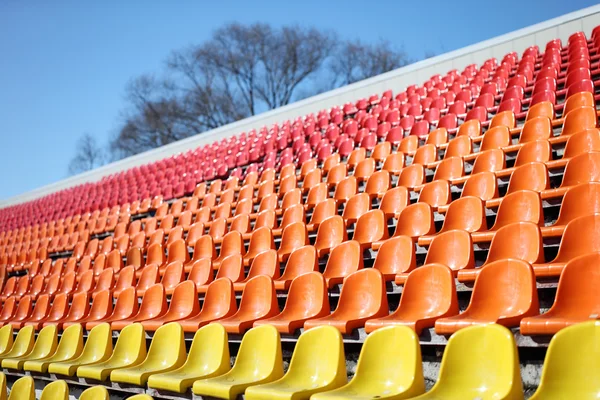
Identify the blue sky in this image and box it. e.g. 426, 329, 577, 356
0, 0, 597, 200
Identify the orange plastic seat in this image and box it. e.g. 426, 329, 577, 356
273, 204, 305, 236
398, 229, 474, 284
418, 180, 451, 208
7, 295, 32, 329
305, 183, 328, 210
412, 144, 437, 165
458, 221, 543, 282
353, 209, 389, 250
437, 259, 539, 334
366, 264, 459, 334
87, 287, 138, 329
213, 231, 244, 269
314, 216, 348, 258
472, 190, 543, 243
487, 162, 550, 208
425, 127, 448, 146
542, 152, 600, 199
372, 141, 391, 161
198, 254, 244, 293
277, 222, 308, 263
373, 236, 416, 280
522, 253, 600, 335
179, 278, 237, 332
64, 290, 113, 328
373, 202, 434, 250
233, 250, 279, 292
341, 193, 371, 225
526, 101, 554, 121
17, 294, 50, 329
541, 183, 600, 238
24, 293, 67, 330
274, 245, 318, 291
322, 240, 363, 288
304, 269, 388, 334
490, 111, 515, 129
112, 266, 136, 298
255, 272, 329, 334
243, 227, 275, 267
354, 158, 375, 183
187, 258, 213, 290
217, 275, 280, 334
550, 106, 597, 144
333, 176, 357, 205
546, 128, 600, 169
381, 152, 405, 175
516, 116, 552, 144
534, 214, 600, 278
142, 281, 200, 331
135, 265, 160, 297
378, 186, 409, 220
397, 164, 425, 189
419, 196, 486, 246
111, 284, 167, 330
160, 261, 185, 295
44, 292, 89, 329
208, 218, 227, 241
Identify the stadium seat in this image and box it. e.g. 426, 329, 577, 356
312, 326, 425, 399
23, 324, 83, 373
305, 268, 388, 334
533, 214, 600, 277
314, 216, 348, 258
192, 324, 283, 400
273, 245, 318, 290
255, 272, 329, 334
179, 278, 237, 332
372, 235, 416, 280
245, 326, 347, 400
7, 376, 34, 400
77, 323, 147, 381
367, 264, 458, 334
373, 202, 434, 249
80, 386, 110, 400
0, 325, 34, 364
529, 321, 600, 399
411, 324, 523, 399
217, 275, 279, 334
147, 323, 230, 393
88, 286, 138, 329
141, 280, 199, 330
48, 323, 112, 376
111, 284, 167, 330
322, 240, 363, 288
437, 260, 539, 335
458, 221, 544, 282
2, 325, 57, 370
110, 322, 186, 386
39, 380, 68, 400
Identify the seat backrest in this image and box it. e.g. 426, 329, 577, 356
425, 230, 474, 272
560, 152, 600, 188
486, 222, 544, 264
373, 236, 416, 276
215, 254, 244, 282
323, 241, 363, 280
394, 203, 435, 239
335, 269, 387, 318
552, 214, 600, 263
506, 162, 550, 193
229, 325, 283, 380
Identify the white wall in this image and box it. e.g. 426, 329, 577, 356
2, 5, 600, 208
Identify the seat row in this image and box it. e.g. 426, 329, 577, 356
2, 248, 600, 336
2, 321, 600, 399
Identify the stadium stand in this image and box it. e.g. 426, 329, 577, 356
0, 6, 599, 399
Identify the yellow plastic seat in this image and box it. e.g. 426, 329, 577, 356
127, 395, 154, 400
0, 325, 34, 364
246, 325, 346, 400
48, 323, 112, 376
148, 323, 230, 393
193, 324, 284, 400
7, 376, 34, 400
312, 326, 425, 400
0, 372, 5, 400
2, 325, 57, 370
80, 385, 109, 400
0, 326, 13, 357
40, 380, 69, 400
77, 323, 147, 381
23, 323, 83, 373
529, 321, 600, 399
110, 322, 186, 386
411, 324, 523, 399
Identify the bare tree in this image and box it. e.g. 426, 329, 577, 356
106, 23, 412, 160
330, 39, 412, 87
68, 133, 105, 175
